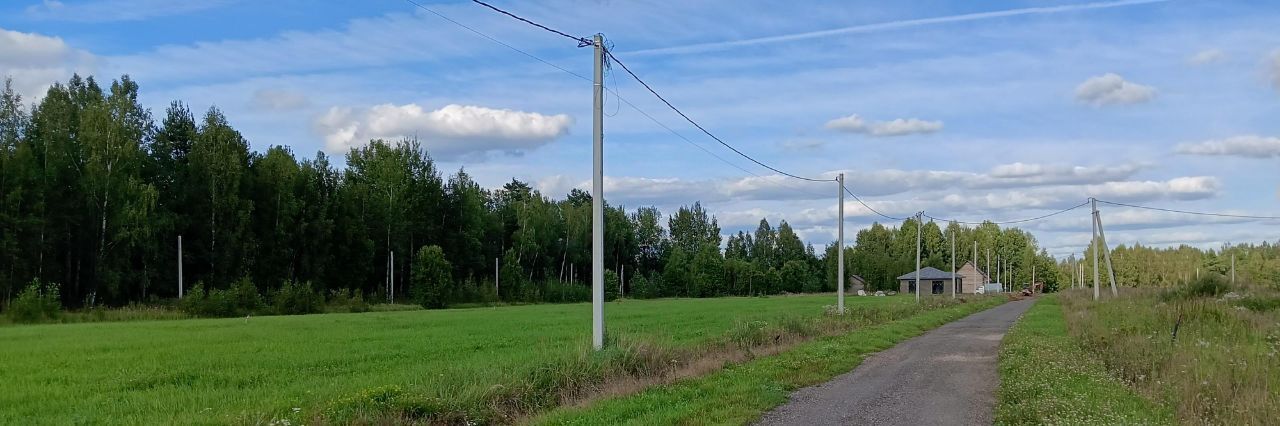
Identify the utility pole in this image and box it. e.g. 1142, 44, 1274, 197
177, 235, 184, 299
495, 257, 499, 301
1095, 210, 1118, 297
986, 248, 991, 285
390, 251, 395, 303
950, 229, 956, 298
1092, 198, 1100, 301
837, 173, 845, 313
620, 264, 625, 298
1031, 261, 1036, 293
591, 33, 606, 350
915, 212, 922, 302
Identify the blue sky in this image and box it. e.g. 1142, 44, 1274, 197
3, 0, 1279, 257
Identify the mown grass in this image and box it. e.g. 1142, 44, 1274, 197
532, 296, 1005, 425
0, 293, 925, 424
995, 295, 1172, 425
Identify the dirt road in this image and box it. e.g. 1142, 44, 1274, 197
756, 298, 1034, 426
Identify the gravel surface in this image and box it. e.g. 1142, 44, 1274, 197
756, 298, 1034, 426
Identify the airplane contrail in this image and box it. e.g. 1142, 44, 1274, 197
628, 0, 1172, 56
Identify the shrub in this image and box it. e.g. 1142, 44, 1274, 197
631, 275, 657, 299
274, 280, 324, 315
412, 245, 452, 309
179, 278, 263, 317
329, 289, 371, 313
8, 280, 62, 323
1165, 274, 1232, 300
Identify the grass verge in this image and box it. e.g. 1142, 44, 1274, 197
994, 295, 1171, 425
530, 296, 1005, 425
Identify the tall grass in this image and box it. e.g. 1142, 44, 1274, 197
1059, 280, 1280, 424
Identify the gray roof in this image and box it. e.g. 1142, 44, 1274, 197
897, 267, 960, 280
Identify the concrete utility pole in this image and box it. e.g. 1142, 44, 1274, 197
915, 212, 922, 302
1095, 211, 1118, 297
177, 235, 184, 298
986, 248, 991, 285
1092, 198, 1100, 301
591, 33, 606, 350
951, 229, 956, 298
837, 173, 846, 313
495, 257, 499, 301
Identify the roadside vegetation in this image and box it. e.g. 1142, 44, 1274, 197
0, 293, 990, 424
999, 275, 1279, 425
995, 295, 1171, 425
533, 296, 1003, 425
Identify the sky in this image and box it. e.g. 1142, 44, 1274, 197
2, 0, 1279, 258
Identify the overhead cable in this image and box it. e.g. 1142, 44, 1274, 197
923, 200, 1091, 225
604, 50, 834, 183
1095, 199, 1280, 220
844, 186, 910, 221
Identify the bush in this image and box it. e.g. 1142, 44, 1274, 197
8, 280, 62, 323
1165, 274, 1233, 300
631, 275, 658, 299
274, 280, 324, 315
412, 245, 452, 309
329, 289, 371, 313
179, 278, 263, 317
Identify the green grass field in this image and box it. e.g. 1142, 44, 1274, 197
1, 294, 915, 424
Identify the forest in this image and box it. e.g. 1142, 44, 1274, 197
1062, 241, 1280, 288
2, 74, 1071, 310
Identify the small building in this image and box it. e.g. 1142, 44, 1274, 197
897, 267, 962, 295
954, 261, 990, 294
847, 274, 867, 292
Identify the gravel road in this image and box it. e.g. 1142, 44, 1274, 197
755, 298, 1035, 426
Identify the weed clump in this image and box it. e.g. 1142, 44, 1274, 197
7, 280, 62, 323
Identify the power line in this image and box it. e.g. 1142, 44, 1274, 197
1095, 199, 1280, 220
604, 50, 834, 183
399, 0, 590, 81
844, 186, 909, 221
923, 200, 1091, 225
468, 0, 594, 46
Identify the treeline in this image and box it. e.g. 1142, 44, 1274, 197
847, 219, 1061, 291
1062, 241, 1280, 287
0, 74, 1063, 310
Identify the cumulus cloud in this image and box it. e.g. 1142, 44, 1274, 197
25, 0, 234, 22
1175, 135, 1280, 158
1187, 48, 1225, 65
0, 27, 96, 100
1074, 73, 1157, 106
825, 114, 943, 137
314, 103, 572, 158
250, 88, 309, 111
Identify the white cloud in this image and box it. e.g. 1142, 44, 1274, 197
1187, 48, 1226, 65
0, 27, 96, 101
25, 0, 235, 22
314, 103, 572, 158
1074, 73, 1157, 106
250, 88, 309, 111
1175, 135, 1280, 158
825, 114, 943, 137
